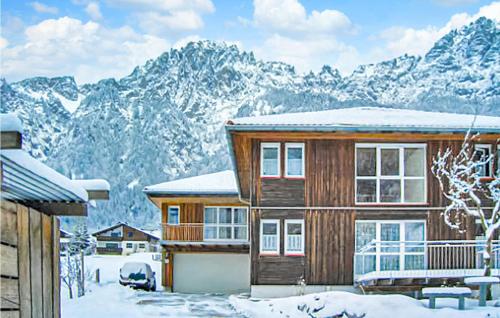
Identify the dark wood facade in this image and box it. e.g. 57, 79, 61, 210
230, 131, 499, 286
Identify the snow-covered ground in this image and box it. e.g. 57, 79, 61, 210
61, 253, 242, 317
230, 291, 500, 318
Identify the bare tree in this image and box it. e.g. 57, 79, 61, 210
432, 131, 499, 277
69, 223, 92, 297
61, 253, 78, 299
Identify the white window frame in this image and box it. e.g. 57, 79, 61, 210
167, 206, 180, 225
260, 219, 280, 255
355, 220, 426, 273
355, 143, 427, 204
285, 143, 305, 178
203, 206, 248, 242
474, 144, 492, 177
261, 142, 281, 178
284, 219, 305, 256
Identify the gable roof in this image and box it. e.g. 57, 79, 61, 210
92, 222, 159, 240
143, 170, 238, 196
226, 107, 500, 133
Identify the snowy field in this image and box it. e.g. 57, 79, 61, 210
230, 291, 500, 318
62, 253, 500, 318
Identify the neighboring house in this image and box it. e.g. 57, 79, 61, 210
92, 222, 160, 255
60, 229, 73, 255
225, 107, 500, 297
0, 114, 109, 317
143, 170, 250, 293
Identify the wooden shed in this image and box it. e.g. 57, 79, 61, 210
0, 114, 109, 318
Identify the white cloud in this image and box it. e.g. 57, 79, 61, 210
253, 0, 352, 35
0, 37, 9, 50
106, 0, 215, 34
375, 1, 500, 59
29, 1, 59, 14
1, 17, 170, 84
85, 2, 103, 21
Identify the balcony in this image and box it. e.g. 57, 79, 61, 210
161, 223, 249, 243
354, 240, 500, 289
163, 223, 204, 242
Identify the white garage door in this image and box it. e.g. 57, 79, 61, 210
173, 253, 250, 294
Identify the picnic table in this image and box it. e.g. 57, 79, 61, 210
464, 276, 500, 307
422, 287, 472, 310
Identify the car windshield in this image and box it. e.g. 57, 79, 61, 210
121, 262, 150, 280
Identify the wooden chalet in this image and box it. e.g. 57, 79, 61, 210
144, 170, 250, 293
92, 222, 160, 255
225, 106, 500, 297
0, 114, 110, 317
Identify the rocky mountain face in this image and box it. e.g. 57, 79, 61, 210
1, 17, 498, 230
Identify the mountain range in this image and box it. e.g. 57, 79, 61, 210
1, 17, 499, 230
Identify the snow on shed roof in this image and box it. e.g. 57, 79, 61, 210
143, 170, 238, 196
1, 149, 89, 202
226, 107, 500, 133
73, 179, 111, 191
0, 113, 23, 133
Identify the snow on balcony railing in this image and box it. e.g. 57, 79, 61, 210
354, 240, 500, 282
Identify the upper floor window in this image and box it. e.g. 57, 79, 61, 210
285, 143, 305, 178
204, 207, 248, 241
260, 219, 280, 255
284, 219, 304, 255
474, 144, 492, 177
355, 144, 426, 204
127, 231, 133, 237
168, 206, 180, 225
261, 143, 280, 177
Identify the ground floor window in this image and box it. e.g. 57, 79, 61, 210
355, 220, 426, 275
126, 243, 133, 248
139, 243, 146, 248
285, 220, 304, 255
203, 207, 248, 241
260, 219, 280, 255
105, 242, 119, 249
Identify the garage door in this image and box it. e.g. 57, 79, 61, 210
173, 253, 250, 294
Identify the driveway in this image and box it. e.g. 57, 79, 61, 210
134, 290, 247, 317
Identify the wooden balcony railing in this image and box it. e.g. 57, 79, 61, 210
162, 223, 204, 242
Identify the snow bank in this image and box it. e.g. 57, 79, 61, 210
230, 291, 500, 318
73, 179, 111, 191
465, 276, 500, 284
144, 170, 238, 195
0, 113, 23, 133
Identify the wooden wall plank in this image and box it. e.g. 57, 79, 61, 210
29, 209, 43, 318
1, 200, 18, 246
41, 214, 53, 318
1, 244, 19, 277
1, 277, 19, 310
52, 217, 60, 318
17, 204, 31, 318
1, 311, 21, 318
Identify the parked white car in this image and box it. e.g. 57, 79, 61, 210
119, 262, 156, 291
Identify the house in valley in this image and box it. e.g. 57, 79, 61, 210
60, 229, 73, 255
92, 222, 160, 255
0, 114, 110, 317
144, 107, 500, 297
143, 170, 250, 293
225, 107, 500, 297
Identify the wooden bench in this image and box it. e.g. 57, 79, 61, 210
422, 287, 472, 310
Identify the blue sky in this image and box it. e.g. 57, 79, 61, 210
1, 0, 499, 83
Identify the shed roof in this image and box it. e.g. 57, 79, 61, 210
226, 107, 500, 133
143, 170, 238, 196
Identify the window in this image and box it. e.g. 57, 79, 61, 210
204, 207, 248, 241
354, 220, 425, 275
138, 243, 145, 248
474, 144, 492, 177
105, 243, 119, 249
127, 231, 133, 237
126, 243, 133, 248
168, 206, 180, 225
285, 220, 304, 255
260, 220, 280, 254
285, 143, 305, 177
355, 144, 426, 204
261, 143, 280, 177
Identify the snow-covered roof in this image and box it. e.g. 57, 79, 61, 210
73, 179, 111, 191
1, 149, 89, 202
0, 113, 23, 133
143, 170, 238, 196
92, 222, 160, 239
226, 107, 500, 133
